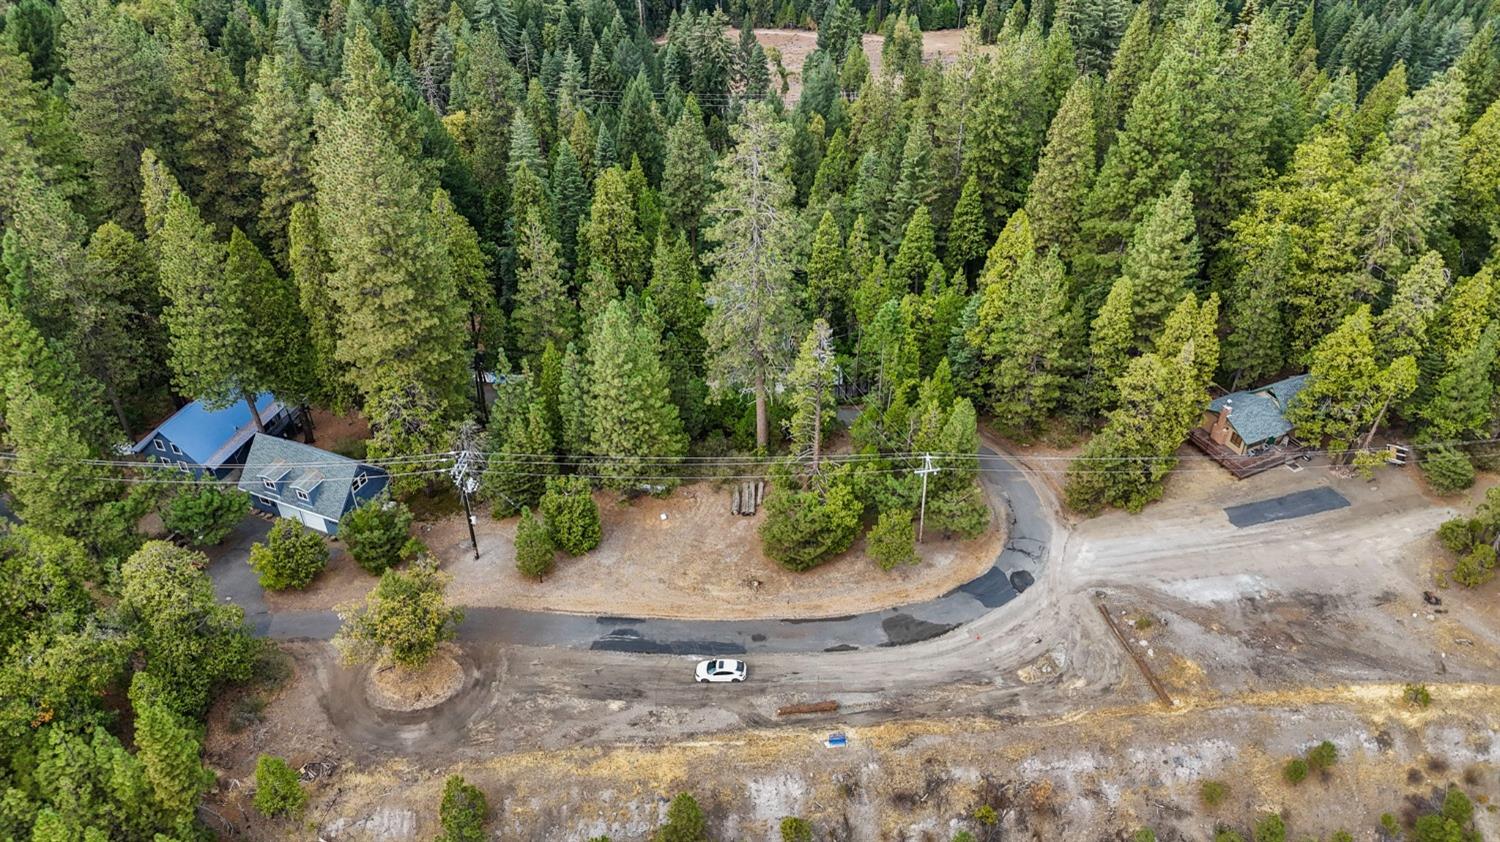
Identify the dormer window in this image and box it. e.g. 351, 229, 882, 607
262, 477, 277, 491
153, 439, 165, 452
170, 443, 183, 455
295, 488, 310, 502
352, 472, 368, 492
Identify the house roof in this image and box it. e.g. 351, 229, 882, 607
132, 394, 284, 468
237, 434, 384, 524
1208, 374, 1309, 445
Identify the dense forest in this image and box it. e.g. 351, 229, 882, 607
2, 0, 1500, 831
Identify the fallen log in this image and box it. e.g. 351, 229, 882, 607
776, 700, 839, 716
731, 486, 742, 515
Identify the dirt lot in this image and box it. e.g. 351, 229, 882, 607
738, 27, 983, 102
267, 481, 1002, 620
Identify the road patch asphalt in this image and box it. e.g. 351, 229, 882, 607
1224, 486, 1350, 528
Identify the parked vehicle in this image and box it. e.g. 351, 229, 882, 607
695, 658, 748, 683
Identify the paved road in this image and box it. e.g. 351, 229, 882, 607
206, 447, 1052, 654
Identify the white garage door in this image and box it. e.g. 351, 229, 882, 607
275, 502, 326, 533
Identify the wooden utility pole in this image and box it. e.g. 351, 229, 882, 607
914, 453, 939, 543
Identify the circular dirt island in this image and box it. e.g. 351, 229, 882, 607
364, 649, 465, 712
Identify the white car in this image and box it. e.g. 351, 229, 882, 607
695, 658, 748, 683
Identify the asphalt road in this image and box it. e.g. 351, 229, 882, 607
206, 447, 1051, 654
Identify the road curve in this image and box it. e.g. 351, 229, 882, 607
208, 447, 1054, 655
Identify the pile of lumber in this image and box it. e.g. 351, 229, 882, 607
776, 700, 839, 716
730, 481, 765, 516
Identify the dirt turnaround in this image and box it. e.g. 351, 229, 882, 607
365, 649, 465, 712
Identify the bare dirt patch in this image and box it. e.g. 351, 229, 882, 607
365, 649, 464, 711
735, 27, 985, 102
417, 482, 1001, 620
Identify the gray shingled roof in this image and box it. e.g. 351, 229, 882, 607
1207, 375, 1309, 446
237, 434, 375, 525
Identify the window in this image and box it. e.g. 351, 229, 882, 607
262, 478, 277, 491
352, 472, 367, 493
295, 488, 310, 502
153, 439, 165, 452
170, 443, 182, 455
258, 495, 273, 506
178, 461, 190, 473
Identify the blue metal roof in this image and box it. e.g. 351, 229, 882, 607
132, 394, 281, 467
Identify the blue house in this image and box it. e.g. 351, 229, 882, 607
236, 433, 388, 535
131, 394, 293, 477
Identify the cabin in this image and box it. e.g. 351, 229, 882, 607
1189, 375, 1308, 478
236, 433, 388, 535
131, 394, 293, 478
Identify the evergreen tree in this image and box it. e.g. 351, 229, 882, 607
287, 202, 350, 409
1419, 325, 1498, 443
1025, 74, 1096, 267
977, 249, 1073, 436
130, 675, 212, 820
1288, 306, 1419, 451
1121, 173, 1200, 345
274, 0, 328, 78
558, 340, 590, 457
586, 299, 687, 487
484, 399, 555, 514
1154, 292, 1219, 390
805, 211, 848, 322
249, 57, 317, 264
585, 167, 649, 288
617, 71, 665, 181
890, 205, 940, 292
946, 173, 988, 277
1054, 0, 1129, 76
703, 103, 802, 450
1456, 98, 1500, 268
1373, 250, 1451, 364
661, 97, 714, 245
511, 209, 574, 357
1087, 275, 1134, 412
58, 0, 169, 227
163, 15, 258, 231
786, 319, 837, 472
78, 222, 162, 433
889, 116, 936, 235
975, 208, 1035, 296
550, 142, 588, 271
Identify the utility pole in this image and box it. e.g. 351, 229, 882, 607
914, 453, 939, 543
452, 424, 482, 560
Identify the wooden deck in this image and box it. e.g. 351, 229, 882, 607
1188, 427, 1295, 479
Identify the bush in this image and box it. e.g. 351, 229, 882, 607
1352, 448, 1385, 480
1132, 829, 1157, 842
1282, 758, 1308, 784
654, 792, 706, 842
436, 775, 488, 842
248, 518, 329, 590
1213, 832, 1245, 842
162, 484, 249, 546
1453, 543, 1497, 587
539, 475, 601, 555
339, 495, 416, 574
1305, 740, 1338, 771
952, 833, 976, 842
515, 507, 556, 580
1252, 812, 1285, 842
760, 477, 863, 571
253, 754, 306, 817
333, 559, 463, 668
868, 508, 918, 570
1329, 831, 1353, 842
1438, 517, 1475, 554
780, 816, 813, 842
972, 805, 998, 826
1200, 779, 1230, 807
1422, 446, 1475, 494
1403, 683, 1432, 708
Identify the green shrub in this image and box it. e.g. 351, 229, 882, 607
760, 477, 862, 571
333, 559, 462, 668
1442, 786, 1474, 824
1453, 543, 1497, 587
1252, 812, 1285, 842
973, 804, 999, 826
1132, 829, 1157, 842
868, 508, 918, 570
436, 775, 488, 842
1422, 446, 1475, 494
1329, 831, 1353, 842
1282, 758, 1308, 784
779, 816, 813, 842
1403, 683, 1433, 708
163, 484, 249, 546
1200, 779, 1230, 807
253, 754, 306, 817
1380, 814, 1400, 835
248, 518, 329, 589
515, 507, 556, 580
1305, 740, 1338, 771
654, 792, 706, 842
539, 475, 602, 556
1438, 517, 1476, 554
1213, 831, 1245, 842
339, 495, 416, 574
952, 833, 976, 842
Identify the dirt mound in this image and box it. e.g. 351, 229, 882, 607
365, 650, 464, 712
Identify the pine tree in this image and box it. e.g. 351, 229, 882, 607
1419, 325, 1498, 444
703, 103, 802, 450
1373, 250, 1451, 364
890, 205, 940, 292
661, 97, 714, 246
1154, 292, 1219, 390
975, 208, 1035, 297
805, 211, 848, 323
889, 116, 936, 235
1121, 173, 1200, 345
946, 173, 988, 277
558, 340, 590, 457
249, 57, 317, 265
1349, 61, 1407, 157
978, 249, 1073, 436
484, 399, 555, 514
617, 71, 665, 181
313, 32, 468, 421
287, 202, 350, 409
1455, 98, 1500, 266
1054, 0, 1129, 76
646, 230, 709, 384
550, 141, 588, 271
1087, 275, 1134, 412
1288, 306, 1419, 451
1221, 227, 1291, 385
1025, 74, 1096, 268
223, 226, 318, 406
786, 319, 837, 472
274, 0, 328, 79
130, 676, 212, 819
511, 209, 574, 357
58, 0, 169, 227
585, 299, 686, 487
163, 15, 258, 231
585, 167, 648, 289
